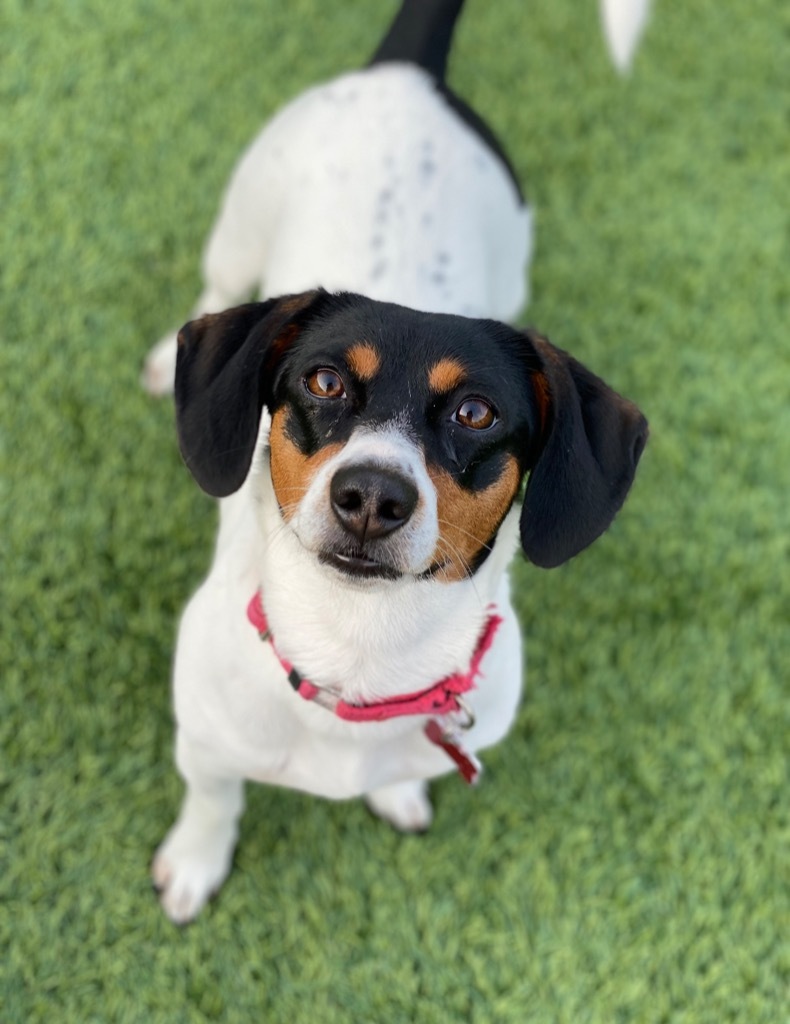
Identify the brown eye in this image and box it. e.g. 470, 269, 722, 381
454, 398, 497, 430
304, 368, 346, 399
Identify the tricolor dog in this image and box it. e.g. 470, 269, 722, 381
147, 0, 648, 923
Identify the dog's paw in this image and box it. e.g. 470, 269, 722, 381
141, 331, 178, 396
365, 779, 434, 833
151, 821, 236, 925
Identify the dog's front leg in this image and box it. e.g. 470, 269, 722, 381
152, 734, 245, 924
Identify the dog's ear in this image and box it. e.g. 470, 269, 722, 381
520, 331, 648, 568
175, 290, 329, 497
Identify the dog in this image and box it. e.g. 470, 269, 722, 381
148, 0, 648, 924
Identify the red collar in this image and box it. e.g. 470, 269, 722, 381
247, 590, 503, 784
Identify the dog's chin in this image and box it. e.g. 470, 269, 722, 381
319, 549, 404, 583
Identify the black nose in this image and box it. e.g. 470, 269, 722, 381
330, 464, 419, 543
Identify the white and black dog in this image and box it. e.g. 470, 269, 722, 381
147, 0, 648, 923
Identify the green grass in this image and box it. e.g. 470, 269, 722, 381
2, 0, 789, 1021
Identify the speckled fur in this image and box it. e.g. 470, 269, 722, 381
143, 64, 532, 395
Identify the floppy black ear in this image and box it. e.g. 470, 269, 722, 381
520, 332, 648, 568
174, 290, 327, 497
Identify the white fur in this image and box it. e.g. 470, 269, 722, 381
600, 0, 653, 74
151, 63, 532, 923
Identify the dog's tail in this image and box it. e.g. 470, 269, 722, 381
369, 0, 466, 84
370, 0, 653, 80
600, 0, 653, 73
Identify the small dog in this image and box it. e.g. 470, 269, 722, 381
148, 0, 648, 923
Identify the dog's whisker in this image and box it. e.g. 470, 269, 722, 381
270, 506, 302, 535
434, 535, 480, 599
435, 535, 468, 576
436, 517, 493, 554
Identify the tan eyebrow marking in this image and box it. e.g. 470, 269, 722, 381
428, 358, 466, 393
346, 342, 380, 381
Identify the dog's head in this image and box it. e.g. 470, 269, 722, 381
175, 290, 647, 580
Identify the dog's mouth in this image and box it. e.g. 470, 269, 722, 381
319, 549, 403, 580
318, 547, 452, 582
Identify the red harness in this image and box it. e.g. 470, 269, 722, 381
246, 590, 502, 784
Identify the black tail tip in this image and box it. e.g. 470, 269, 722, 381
369, 0, 466, 83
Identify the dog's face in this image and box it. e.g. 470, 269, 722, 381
265, 299, 541, 583
175, 291, 647, 576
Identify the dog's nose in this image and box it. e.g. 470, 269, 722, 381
330, 464, 418, 543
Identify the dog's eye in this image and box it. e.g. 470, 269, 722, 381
304, 368, 346, 400
453, 398, 497, 430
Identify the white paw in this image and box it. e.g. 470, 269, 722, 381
151, 819, 237, 925
141, 331, 178, 396
365, 779, 434, 833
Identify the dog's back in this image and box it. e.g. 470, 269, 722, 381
143, 0, 651, 396
202, 0, 531, 322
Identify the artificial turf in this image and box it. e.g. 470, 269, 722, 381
2, 0, 788, 1021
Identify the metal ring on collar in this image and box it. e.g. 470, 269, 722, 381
453, 695, 475, 731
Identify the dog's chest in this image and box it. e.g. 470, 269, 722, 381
175, 598, 455, 797
173, 567, 523, 800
